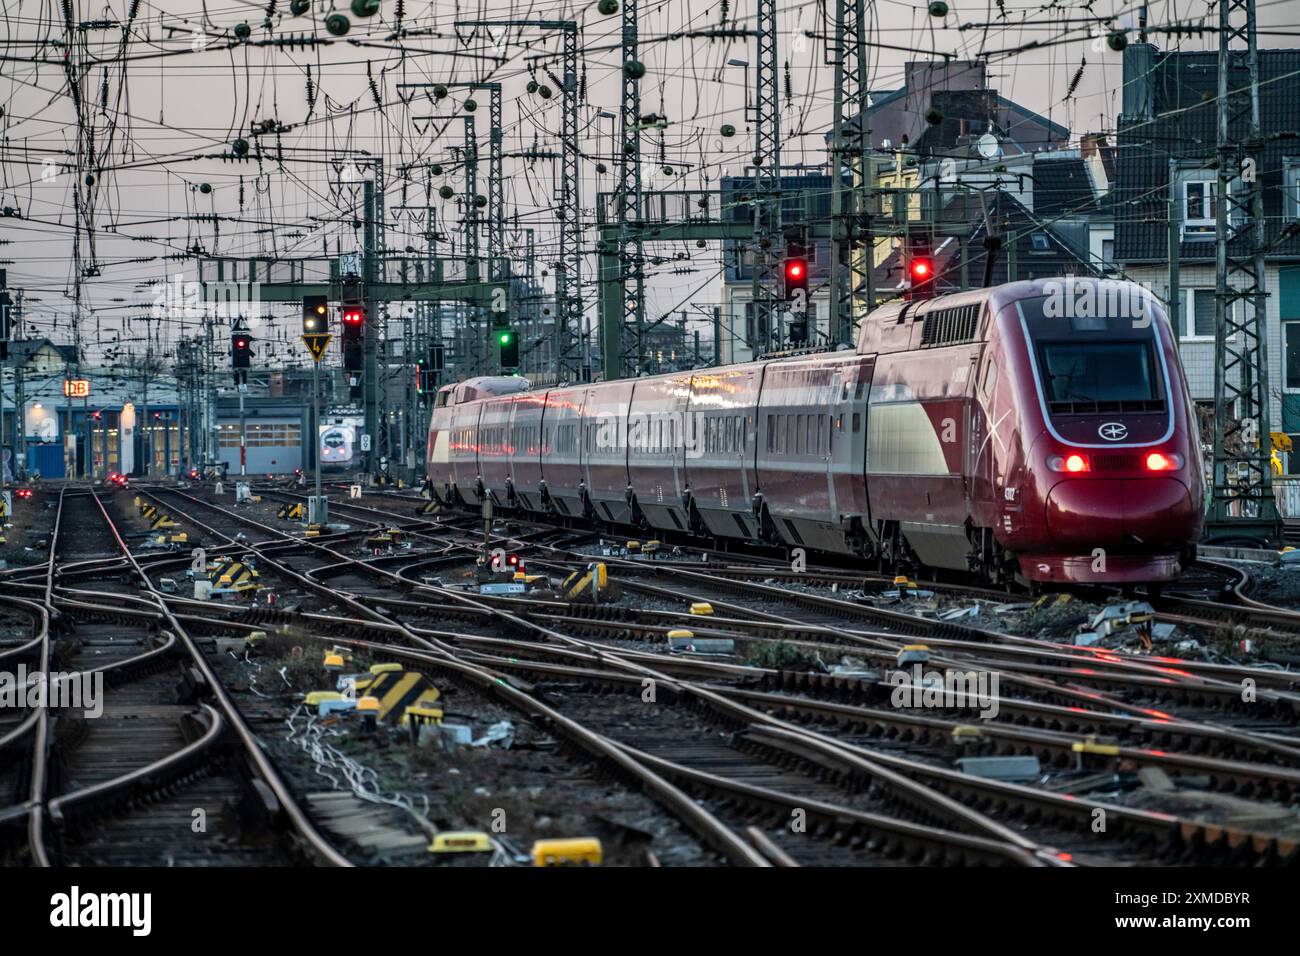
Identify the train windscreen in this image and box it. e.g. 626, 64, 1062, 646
1038, 341, 1157, 404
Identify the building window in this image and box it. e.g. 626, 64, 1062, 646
1285, 158, 1300, 222
1029, 232, 1052, 253
1286, 323, 1300, 391
1180, 289, 1218, 341
1182, 178, 1216, 239
1100, 238, 1114, 270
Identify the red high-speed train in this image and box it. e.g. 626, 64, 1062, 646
427, 278, 1204, 586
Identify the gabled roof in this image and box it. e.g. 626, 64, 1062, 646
7, 338, 78, 367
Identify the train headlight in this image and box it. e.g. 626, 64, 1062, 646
1047, 453, 1090, 473
1144, 452, 1183, 471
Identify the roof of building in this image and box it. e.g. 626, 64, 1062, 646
865, 79, 1070, 155
1031, 156, 1100, 218
1115, 45, 1300, 263
7, 337, 79, 367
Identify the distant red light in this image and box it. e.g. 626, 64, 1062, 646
1065, 453, 1089, 473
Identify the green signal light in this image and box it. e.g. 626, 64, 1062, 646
499, 331, 512, 344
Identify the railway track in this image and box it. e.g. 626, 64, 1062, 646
0, 488, 350, 866
274, 486, 1300, 853
12, 480, 1293, 867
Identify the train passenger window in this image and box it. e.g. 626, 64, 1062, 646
766, 415, 775, 452
852, 412, 861, 433
818, 415, 828, 454
806, 416, 815, 455
855, 381, 866, 400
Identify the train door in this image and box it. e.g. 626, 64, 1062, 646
830, 357, 872, 534
969, 345, 1000, 511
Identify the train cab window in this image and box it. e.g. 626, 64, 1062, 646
981, 359, 998, 400
1038, 341, 1157, 405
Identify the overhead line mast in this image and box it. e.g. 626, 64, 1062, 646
1207, 0, 1280, 544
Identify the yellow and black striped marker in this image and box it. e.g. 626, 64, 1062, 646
208, 558, 258, 590
140, 503, 157, 520
419, 499, 440, 515
350, 670, 441, 722
277, 501, 304, 520
559, 562, 608, 603
150, 512, 176, 529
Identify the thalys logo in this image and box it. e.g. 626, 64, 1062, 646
1098, 422, 1128, 441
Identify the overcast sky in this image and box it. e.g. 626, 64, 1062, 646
1, 0, 1295, 370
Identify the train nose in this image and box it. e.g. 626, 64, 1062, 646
1044, 477, 1199, 545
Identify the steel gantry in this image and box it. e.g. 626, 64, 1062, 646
457, 19, 583, 383
750, 0, 783, 354
1208, 0, 1279, 543
616, 0, 646, 378
828, 0, 874, 347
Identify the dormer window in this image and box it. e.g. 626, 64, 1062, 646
1182, 177, 1216, 239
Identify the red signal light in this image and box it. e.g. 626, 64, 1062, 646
233, 334, 252, 350
342, 307, 365, 326
910, 258, 932, 279
785, 260, 805, 280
